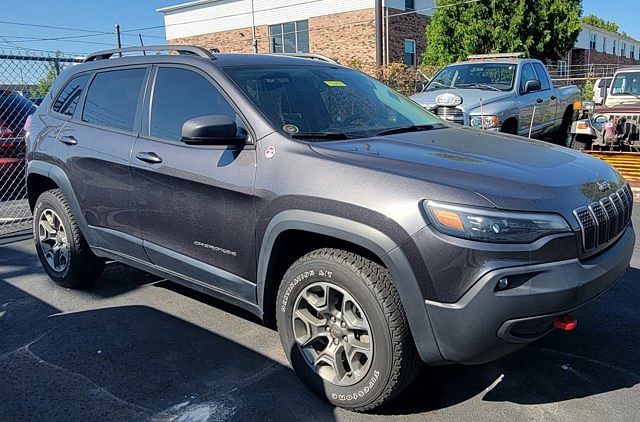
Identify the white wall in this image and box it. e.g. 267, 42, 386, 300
161, 0, 374, 40
160, 0, 435, 40
575, 24, 640, 59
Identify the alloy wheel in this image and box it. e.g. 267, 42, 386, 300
292, 281, 373, 386
38, 208, 70, 272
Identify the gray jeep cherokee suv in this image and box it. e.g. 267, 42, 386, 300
26, 46, 634, 411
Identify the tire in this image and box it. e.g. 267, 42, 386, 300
276, 248, 420, 412
569, 135, 587, 151
555, 108, 574, 146
500, 119, 518, 135
33, 189, 105, 288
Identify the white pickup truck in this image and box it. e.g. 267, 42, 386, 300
411, 53, 580, 141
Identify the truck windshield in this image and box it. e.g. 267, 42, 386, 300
223, 65, 443, 139
610, 72, 640, 96
426, 63, 516, 92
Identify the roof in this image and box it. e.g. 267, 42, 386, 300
156, 0, 229, 13
581, 23, 640, 44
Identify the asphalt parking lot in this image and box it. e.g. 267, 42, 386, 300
1, 213, 640, 422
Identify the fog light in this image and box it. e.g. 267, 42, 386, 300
497, 278, 509, 289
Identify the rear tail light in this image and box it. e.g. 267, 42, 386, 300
24, 114, 33, 133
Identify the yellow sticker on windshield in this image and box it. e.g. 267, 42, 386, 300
324, 80, 347, 87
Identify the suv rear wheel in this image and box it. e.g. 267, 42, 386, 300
276, 248, 420, 411
33, 189, 105, 288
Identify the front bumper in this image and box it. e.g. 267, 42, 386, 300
424, 224, 634, 365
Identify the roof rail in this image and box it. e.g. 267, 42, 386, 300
274, 53, 338, 64
467, 52, 526, 60
83, 45, 215, 62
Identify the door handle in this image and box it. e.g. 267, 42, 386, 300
550, 95, 557, 100
58, 135, 77, 146
135, 151, 163, 164
536, 98, 544, 104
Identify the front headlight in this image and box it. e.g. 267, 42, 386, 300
424, 201, 570, 243
592, 114, 608, 130
470, 115, 498, 129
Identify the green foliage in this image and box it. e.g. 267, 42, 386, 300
29, 64, 58, 98
423, 0, 582, 66
582, 14, 619, 34
581, 79, 595, 101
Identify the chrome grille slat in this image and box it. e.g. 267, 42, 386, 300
433, 106, 464, 124
575, 185, 632, 252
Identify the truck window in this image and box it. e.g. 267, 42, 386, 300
519, 63, 538, 93
532, 63, 550, 91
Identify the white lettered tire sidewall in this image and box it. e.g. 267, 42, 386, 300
276, 255, 395, 410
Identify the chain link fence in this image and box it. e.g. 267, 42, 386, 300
0, 50, 81, 237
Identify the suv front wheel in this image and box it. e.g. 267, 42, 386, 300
33, 189, 105, 288
276, 248, 420, 411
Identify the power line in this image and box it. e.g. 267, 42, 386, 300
0, 20, 165, 40
0, 34, 124, 47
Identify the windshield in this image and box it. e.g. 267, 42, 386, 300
223, 65, 443, 139
426, 63, 516, 92
610, 72, 640, 96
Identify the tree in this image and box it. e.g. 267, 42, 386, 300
423, 0, 582, 66
582, 14, 619, 34
29, 64, 57, 98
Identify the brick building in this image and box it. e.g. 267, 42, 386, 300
559, 23, 640, 75
157, 0, 433, 70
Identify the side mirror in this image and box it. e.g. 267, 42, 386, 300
523, 79, 541, 94
181, 115, 245, 145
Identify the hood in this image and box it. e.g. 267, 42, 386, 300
411, 89, 513, 111
309, 127, 624, 221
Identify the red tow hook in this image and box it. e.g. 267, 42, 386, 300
554, 315, 578, 331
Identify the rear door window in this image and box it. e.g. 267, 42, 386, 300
532, 63, 550, 91
53, 74, 90, 116
519, 63, 538, 93
82, 68, 146, 132
149, 67, 242, 142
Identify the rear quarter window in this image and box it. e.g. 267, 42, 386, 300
52, 74, 90, 116
82, 68, 146, 132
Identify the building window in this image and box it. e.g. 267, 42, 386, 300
621, 42, 626, 57
613, 40, 617, 55
557, 60, 567, 77
269, 20, 309, 54
405, 0, 415, 10
631, 45, 636, 60
404, 39, 416, 65
603, 37, 606, 52
589, 33, 597, 50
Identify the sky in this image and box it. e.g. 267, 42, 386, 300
0, 0, 638, 57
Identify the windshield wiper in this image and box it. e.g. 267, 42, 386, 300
374, 125, 435, 137
290, 132, 352, 141
456, 83, 501, 91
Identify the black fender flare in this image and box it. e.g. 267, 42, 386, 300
257, 209, 443, 363
27, 160, 95, 245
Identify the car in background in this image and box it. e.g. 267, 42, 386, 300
0, 91, 37, 201
593, 78, 612, 105
410, 53, 579, 143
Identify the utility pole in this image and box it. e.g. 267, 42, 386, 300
115, 24, 122, 56
251, 0, 258, 53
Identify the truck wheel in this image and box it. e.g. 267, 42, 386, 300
569, 135, 588, 151
33, 189, 105, 288
556, 108, 574, 146
276, 248, 420, 412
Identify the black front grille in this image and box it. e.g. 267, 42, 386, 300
433, 106, 464, 124
574, 185, 633, 252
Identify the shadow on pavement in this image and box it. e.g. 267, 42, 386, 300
0, 278, 334, 421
